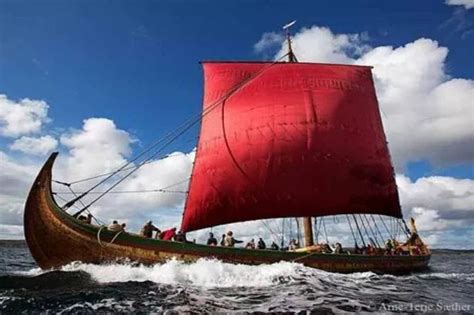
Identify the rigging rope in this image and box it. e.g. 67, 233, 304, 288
361, 214, 381, 248
322, 217, 329, 244
352, 214, 366, 247
357, 214, 373, 246
370, 215, 385, 244
55, 189, 188, 195
53, 193, 104, 225
397, 218, 411, 238
346, 214, 358, 247
261, 220, 280, 245
378, 215, 395, 240
314, 217, 323, 244
54, 152, 194, 187
63, 124, 197, 210
295, 217, 302, 245
281, 218, 286, 248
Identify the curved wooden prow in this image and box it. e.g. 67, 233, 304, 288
23, 152, 60, 268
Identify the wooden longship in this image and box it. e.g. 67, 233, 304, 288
24, 153, 430, 273
24, 25, 431, 273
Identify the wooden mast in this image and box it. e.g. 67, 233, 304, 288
284, 20, 298, 63
284, 21, 313, 247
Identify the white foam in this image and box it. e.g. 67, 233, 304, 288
18, 259, 474, 287
59, 258, 304, 287
14, 267, 43, 277
418, 272, 474, 281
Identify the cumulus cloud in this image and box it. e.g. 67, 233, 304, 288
59, 118, 134, 179
397, 174, 474, 214
396, 174, 474, 245
0, 115, 196, 239
446, 0, 474, 9
0, 94, 50, 137
0, 151, 39, 236
255, 26, 474, 168
357, 40, 474, 166
10, 135, 58, 156
254, 32, 284, 58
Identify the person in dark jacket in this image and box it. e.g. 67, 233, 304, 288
207, 233, 218, 246
140, 221, 160, 238
257, 238, 266, 249
270, 241, 279, 250
174, 230, 187, 242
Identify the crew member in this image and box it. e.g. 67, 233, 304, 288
245, 239, 256, 249
161, 227, 177, 241
108, 220, 123, 232
140, 221, 160, 238
257, 238, 266, 249
224, 231, 243, 247
207, 233, 218, 246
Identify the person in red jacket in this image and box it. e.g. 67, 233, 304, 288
160, 227, 177, 241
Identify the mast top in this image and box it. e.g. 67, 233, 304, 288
283, 20, 298, 63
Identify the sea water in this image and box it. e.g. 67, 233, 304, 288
0, 241, 473, 313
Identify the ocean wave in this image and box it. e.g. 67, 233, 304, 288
417, 272, 474, 281
59, 259, 306, 287
9, 258, 474, 290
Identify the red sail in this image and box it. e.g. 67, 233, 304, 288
181, 62, 401, 232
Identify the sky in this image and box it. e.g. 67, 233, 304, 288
0, 0, 473, 248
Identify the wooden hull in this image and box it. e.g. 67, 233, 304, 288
24, 153, 430, 273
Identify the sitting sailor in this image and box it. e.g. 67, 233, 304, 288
288, 239, 299, 251
245, 239, 256, 249
78, 213, 94, 224
333, 242, 342, 254
206, 232, 218, 246
108, 220, 123, 232
174, 230, 187, 242
257, 238, 266, 249
270, 241, 279, 250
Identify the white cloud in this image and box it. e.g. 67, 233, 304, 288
254, 32, 284, 54
0, 224, 23, 239
357, 40, 474, 166
60, 118, 134, 180
10, 135, 58, 156
396, 174, 474, 238
446, 0, 474, 9
0, 116, 195, 239
255, 26, 474, 168
50, 118, 193, 233
397, 174, 474, 214
0, 151, 39, 238
0, 94, 50, 137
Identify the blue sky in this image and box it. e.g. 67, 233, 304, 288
1, 0, 472, 160
0, 0, 473, 247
